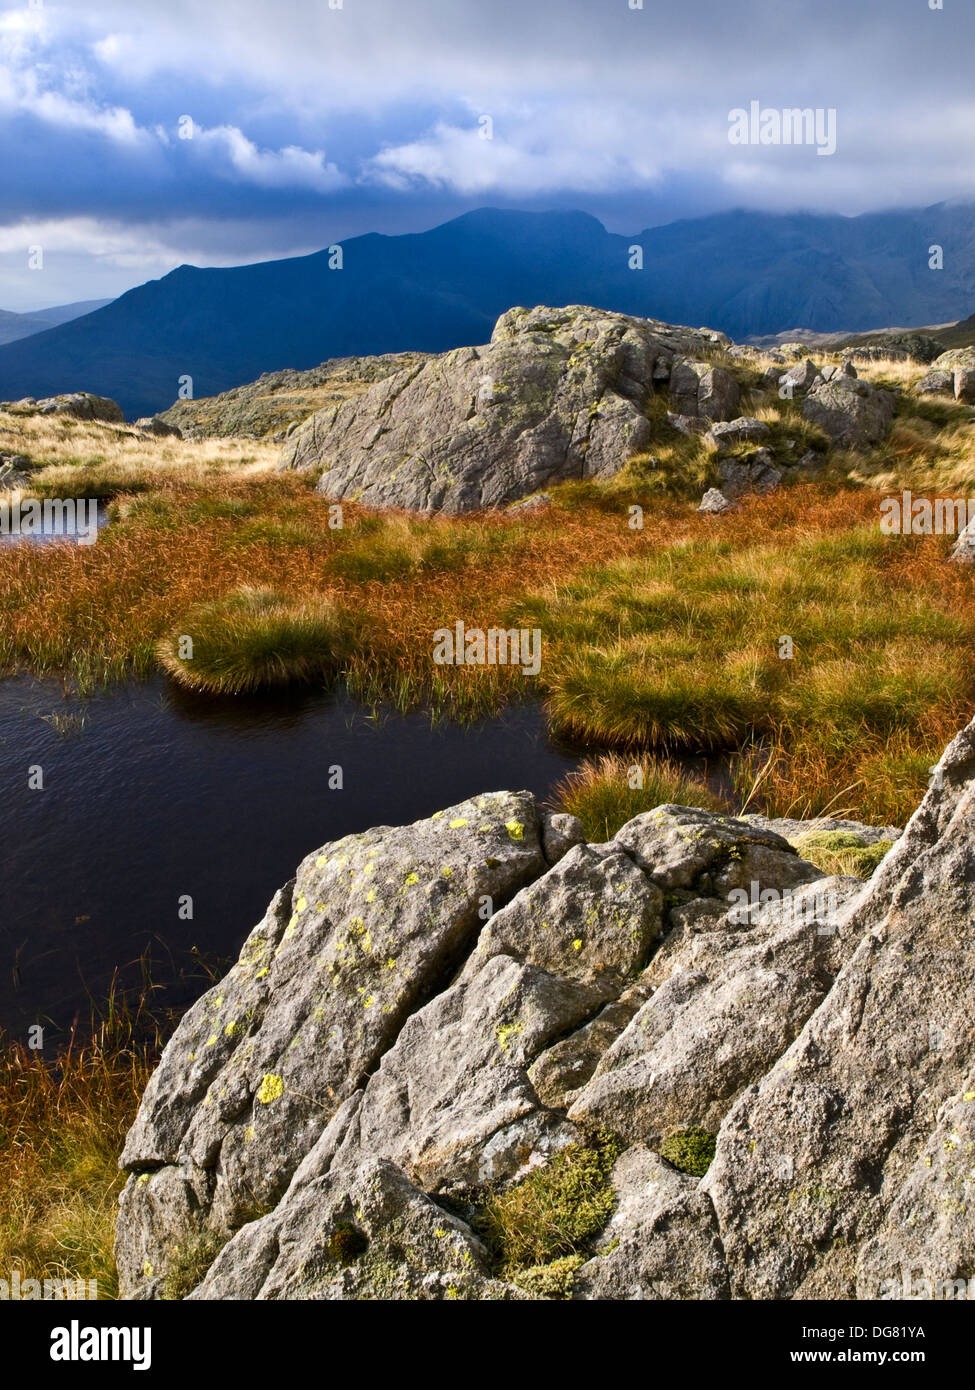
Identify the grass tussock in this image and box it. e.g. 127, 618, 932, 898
551, 752, 730, 842
156, 586, 355, 694
789, 829, 895, 879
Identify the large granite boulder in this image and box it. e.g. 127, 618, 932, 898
277, 306, 731, 513
116, 718, 975, 1300
801, 375, 895, 449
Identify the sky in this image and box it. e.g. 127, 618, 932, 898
1, 0, 973, 310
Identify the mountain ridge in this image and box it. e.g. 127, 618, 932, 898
1, 204, 974, 418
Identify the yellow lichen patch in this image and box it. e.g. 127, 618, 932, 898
256, 966, 269, 979
441, 865, 453, 878
404, 872, 419, 886
505, 819, 525, 841
206, 1033, 218, 1047
137, 1173, 150, 1187
213, 995, 224, 1010
362, 995, 375, 1009
496, 1021, 525, 1052
385, 957, 396, 970
245, 1125, 256, 1143
143, 1261, 153, 1279
964, 1092, 975, 1102
431, 811, 443, 820
572, 939, 583, 952
449, 818, 469, 829
315, 855, 328, 868
365, 888, 376, 903
256, 1073, 285, 1105
296, 895, 307, 913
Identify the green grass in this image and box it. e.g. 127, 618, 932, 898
789, 830, 895, 879
551, 752, 731, 841
156, 586, 356, 694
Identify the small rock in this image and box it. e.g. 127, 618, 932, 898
779, 358, 821, 396
698, 488, 735, 514
707, 417, 771, 448
953, 367, 975, 405
914, 370, 954, 396
950, 518, 975, 564
506, 492, 553, 515
135, 416, 182, 439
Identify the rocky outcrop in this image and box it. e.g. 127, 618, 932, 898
158, 354, 432, 441
702, 715, 975, 1299
668, 361, 740, 421
115, 728, 975, 1304
36, 392, 125, 423
801, 375, 896, 449
276, 306, 732, 513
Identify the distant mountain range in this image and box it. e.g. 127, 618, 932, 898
0, 299, 113, 347
0, 205, 973, 419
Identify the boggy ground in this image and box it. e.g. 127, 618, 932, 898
1, 353, 974, 826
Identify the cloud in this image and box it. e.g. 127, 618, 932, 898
190, 125, 348, 192
2, 0, 975, 305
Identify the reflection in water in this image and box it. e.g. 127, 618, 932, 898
0, 675, 583, 1036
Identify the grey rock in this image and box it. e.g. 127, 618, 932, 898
698, 487, 735, 514
779, 358, 821, 396
670, 362, 740, 421
802, 376, 895, 449
135, 416, 182, 439
745, 815, 902, 847
279, 306, 725, 513
115, 790, 547, 1297
566, 878, 855, 1145
953, 367, 975, 405
707, 417, 771, 448
572, 1146, 730, 1300
717, 449, 782, 498
0, 454, 31, 490
819, 361, 857, 382
914, 370, 954, 396
540, 811, 585, 865
36, 392, 124, 423
191, 1157, 519, 1301
702, 713, 975, 1298
667, 412, 710, 436
950, 517, 975, 564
